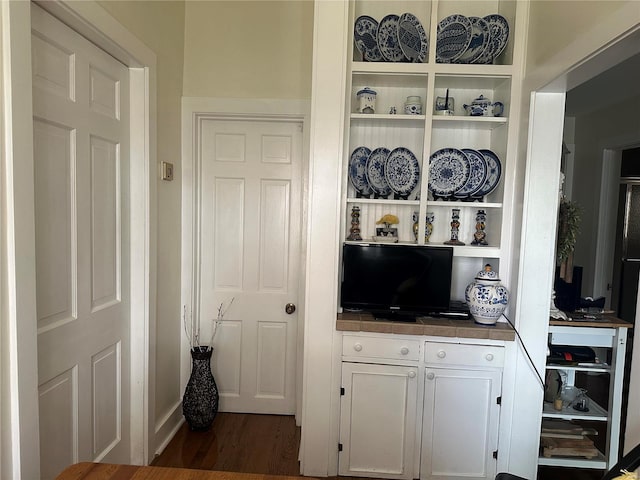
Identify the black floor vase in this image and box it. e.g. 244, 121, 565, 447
182, 346, 219, 431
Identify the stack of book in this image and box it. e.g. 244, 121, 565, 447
540, 419, 599, 459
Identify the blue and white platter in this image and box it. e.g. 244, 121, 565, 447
377, 14, 407, 62
476, 14, 509, 64
436, 14, 472, 63
475, 149, 502, 197
397, 13, 428, 63
428, 148, 470, 197
354, 15, 383, 62
454, 149, 488, 198
456, 16, 490, 64
385, 147, 420, 198
349, 146, 373, 197
366, 147, 392, 197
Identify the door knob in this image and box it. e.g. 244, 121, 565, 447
285, 303, 296, 314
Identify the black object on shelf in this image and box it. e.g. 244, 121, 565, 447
554, 265, 583, 312
548, 344, 596, 364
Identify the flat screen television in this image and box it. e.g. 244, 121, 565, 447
341, 243, 454, 320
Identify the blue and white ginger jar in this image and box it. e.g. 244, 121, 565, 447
465, 264, 509, 325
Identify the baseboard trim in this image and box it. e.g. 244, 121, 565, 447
153, 401, 184, 457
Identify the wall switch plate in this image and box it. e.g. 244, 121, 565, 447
161, 161, 174, 181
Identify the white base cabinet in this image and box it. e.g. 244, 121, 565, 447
339, 362, 419, 479
339, 334, 506, 480
421, 367, 501, 480
420, 342, 503, 480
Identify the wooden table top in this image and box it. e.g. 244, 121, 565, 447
549, 313, 632, 329
56, 462, 312, 480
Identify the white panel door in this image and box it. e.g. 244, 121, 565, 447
31, 5, 131, 478
197, 118, 302, 414
421, 368, 502, 480
339, 362, 418, 479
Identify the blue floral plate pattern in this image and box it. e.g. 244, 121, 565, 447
454, 149, 488, 198
436, 14, 472, 63
366, 147, 392, 197
475, 149, 502, 197
428, 148, 470, 197
397, 13, 428, 63
456, 16, 490, 64
475, 14, 509, 64
385, 147, 420, 198
377, 14, 407, 62
354, 15, 383, 62
348, 146, 373, 196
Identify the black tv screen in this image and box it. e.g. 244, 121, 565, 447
341, 243, 453, 319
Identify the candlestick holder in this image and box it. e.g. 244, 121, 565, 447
347, 205, 362, 241
471, 209, 488, 246
444, 208, 465, 245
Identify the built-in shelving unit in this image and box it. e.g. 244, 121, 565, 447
341, 0, 521, 301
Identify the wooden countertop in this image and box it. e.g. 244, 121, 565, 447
549, 313, 633, 329
337, 312, 515, 341
56, 462, 312, 480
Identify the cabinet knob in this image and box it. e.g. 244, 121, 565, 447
400, 347, 410, 355
486, 353, 494, 361
437, 350, 446, 359
408, 371, 416, 378
353, 343, 363, 352
426, 372, 435, 380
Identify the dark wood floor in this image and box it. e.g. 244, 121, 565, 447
152, 413, 301, 475
152, 413, 604, 480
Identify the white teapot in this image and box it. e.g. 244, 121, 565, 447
465, 264, 509, 325
463, 94, 504, 117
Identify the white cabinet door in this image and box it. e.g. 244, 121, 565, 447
340, 362, 418, 479
421, 368, 502, 480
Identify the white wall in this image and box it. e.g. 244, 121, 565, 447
527, 1, 632, 72
571, 96, 639, 296
525, 1, 640, 93
182, 1, 313, 99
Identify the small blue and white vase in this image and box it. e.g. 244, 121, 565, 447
465, 264, 509, 325
356, 87, 377, 114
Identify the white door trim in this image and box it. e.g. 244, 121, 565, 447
508, 91, 567, 478
594, 148, 623, 305
1, 1, 156, 477
180, 97, 309, 421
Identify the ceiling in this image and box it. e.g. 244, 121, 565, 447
565, 52, 640, 116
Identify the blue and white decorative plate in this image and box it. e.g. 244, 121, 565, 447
348, 146, 373, 196
428, 148, 470, 197
377, 14, 407, 62
436, 14, 472, 63
398, 13, 428, 63
366, 147, 392, 197
385, 147, 420, 198
476, 14, 509, 64
456, 16, 490, 64
475, 149, 502, 197
354, 15, 383, 62
454, 149, 488, 198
